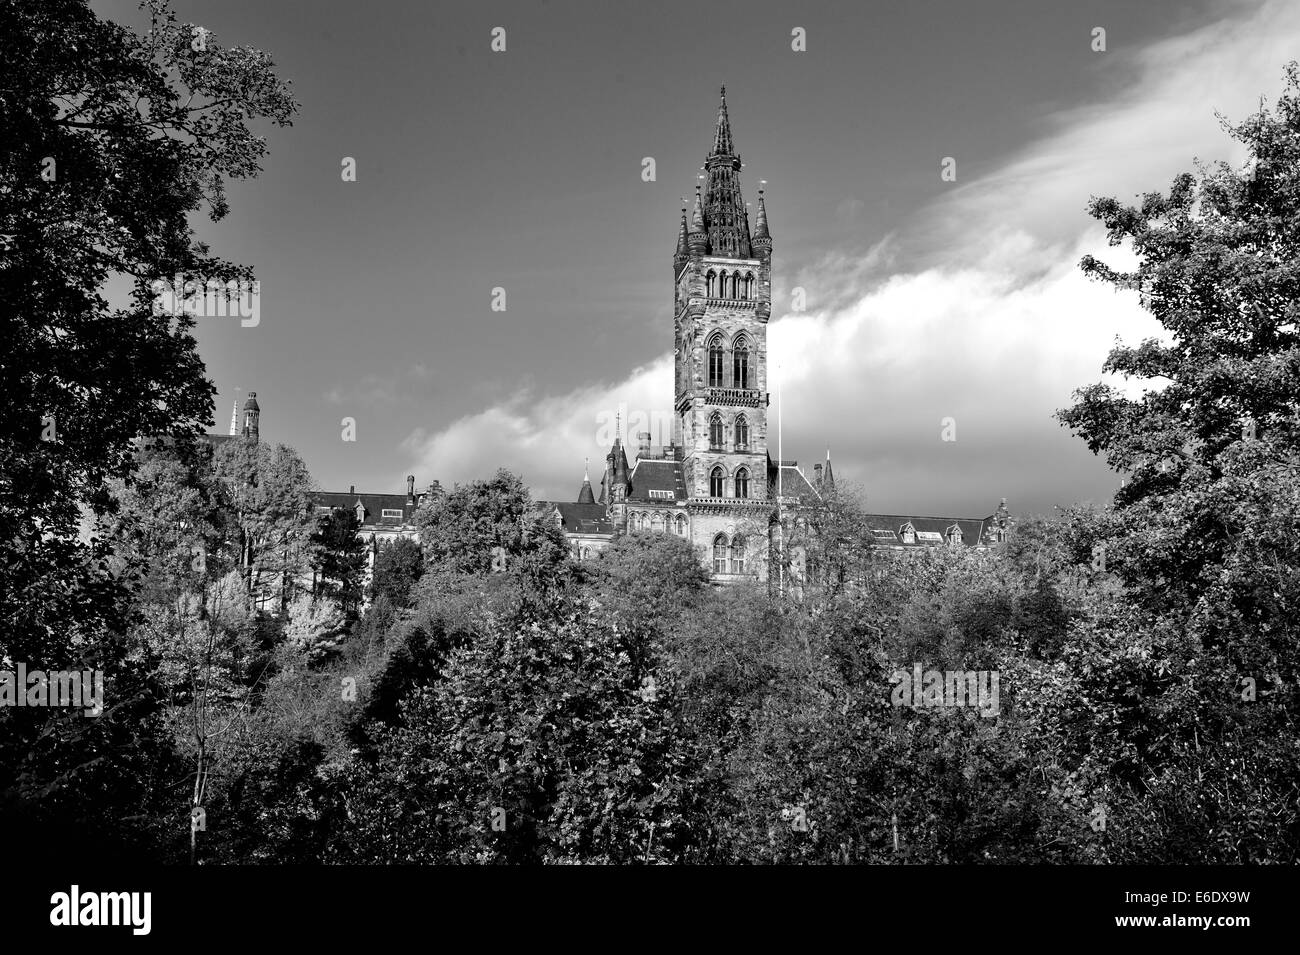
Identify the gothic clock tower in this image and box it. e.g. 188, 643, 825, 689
673, 87, 773, 504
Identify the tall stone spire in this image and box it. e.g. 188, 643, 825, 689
704, 85, 750, 258
822, 449, 835, 492
713, 84, 735, 155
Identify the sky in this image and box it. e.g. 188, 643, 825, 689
93, 0, 1300, 517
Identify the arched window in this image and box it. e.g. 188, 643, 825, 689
730, 272, 739, 298
735, 467, 750, 499
706, 270, 716, 297
734, 414, 749, 450
675, 514, 687, 536
733, 336, 750, 389
708, 335, 725, 386
731, 536, 746, 574
581, 546, 590, 560
709, 413, 724, 449
651, 512, 664, 532
710, 466, 725, 497
717, 270, 728, 299
713, 534, 729, 574
745, 272, 755, 299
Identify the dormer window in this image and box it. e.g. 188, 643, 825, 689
900, 523, 916, 544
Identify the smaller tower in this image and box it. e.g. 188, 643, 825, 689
242, 392, 260, 442
578, 460, 596, 504
604, 434, 631, 533
822, 449, 835, 493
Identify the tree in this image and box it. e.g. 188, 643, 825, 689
0, 0, 295, 848
585, 532, 709, 636
309, 508, 367, 616
415, 470, 570, 579
327, 601, 709, 864
1053, 63, 1300, 862
212, 440, 317, 614
370, 536, 423, 609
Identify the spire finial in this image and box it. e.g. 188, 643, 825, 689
712, 85, 734, 156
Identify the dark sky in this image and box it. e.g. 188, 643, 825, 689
94, 0, 1298, 516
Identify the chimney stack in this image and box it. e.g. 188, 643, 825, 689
406, 474, 415, 503
814, 463, 823, 487
349, 485, 355, 495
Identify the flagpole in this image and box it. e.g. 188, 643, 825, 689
777, 362, 783, 597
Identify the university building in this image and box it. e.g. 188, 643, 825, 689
539, 88, 1008, 580
221, 89, 1009, 586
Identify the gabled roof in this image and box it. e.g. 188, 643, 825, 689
548, 502, 615, 536
862, 513, 990, 548
311, 490, 419, 527
768, 460, 819, 503
627, 458, 687, 502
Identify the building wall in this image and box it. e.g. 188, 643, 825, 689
677, 253, 772, 502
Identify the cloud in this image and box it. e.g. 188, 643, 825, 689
402, 0, 1300, 515
402, 355, 673, 501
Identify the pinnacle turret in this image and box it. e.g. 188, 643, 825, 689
577, 459, 596, 505
687, 185, 708, 255
674, 203, 690, 272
